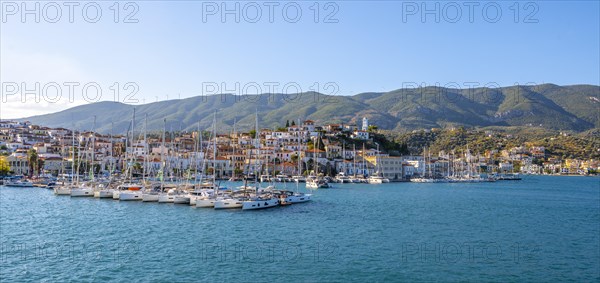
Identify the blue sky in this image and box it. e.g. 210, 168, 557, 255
1, 1, 599, 118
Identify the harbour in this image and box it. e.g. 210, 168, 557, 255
1, 175, 598, 282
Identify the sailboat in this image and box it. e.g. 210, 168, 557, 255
196, 111, 222, 208
306, 133, 330, 189
118, 109, 145, 201
367, 144, 390, 184
55, 129, 77, 195
71, 121, 95, 197
241, 111, 280, 210
142, 119, 159, 202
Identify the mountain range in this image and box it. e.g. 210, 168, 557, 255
13, 84, 600, 134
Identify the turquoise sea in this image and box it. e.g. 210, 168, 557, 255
1, 175, 599, 282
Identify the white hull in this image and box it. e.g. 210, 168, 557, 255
119, 191, 143, 201
112, 191, 121, 199
5, 181, 34, 187
95, 190, 114, 198
158, 194, 175, 203
71, 188, 94, 197
54, 187, 71, 195
189, 195, 202, 206
196, 198, 216, 208
368, 177, 389, 184
286, 194, 312, 203
214, 199, 243, 209
142, 193, 159, 202
54, 187, 71, 196
242, 198, 279, 210
174, 196, 190, 204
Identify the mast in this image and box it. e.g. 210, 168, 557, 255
297, 118, 301, 176
109, 122, 114, 182
254, 110, 259, 187
212, 111, 217, 193
353, 144, 356, 178
160, 119, 166, 190
129, 108, 136, 181
194, 120, 200, 185
143, 113, 147, 184
362, 143, 366, 177
71, 128, 75, 184
91, 116, 96, 182
232, 117, 236, 179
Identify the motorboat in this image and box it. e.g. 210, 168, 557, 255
335, 173, 351, 183
306, 177, 330, 189
274, 190, 312, 203
367, 173, 390, 184
292, 175, 306, 183
4, 179, 34, 187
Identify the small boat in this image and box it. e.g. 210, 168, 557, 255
335, 173, 351, 183
292, 175, 306, 183
275, 190, 312, 203
367, 173, 389, 184
306, 177, 330, 189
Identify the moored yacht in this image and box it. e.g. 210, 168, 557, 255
241, 195, 279, 210
71, 184, 94, 197
118, 183, 144, 201
306, 177, 330, 189
158, 187, 177, 203
367, 173, 389, 184
4, 179, 34, 187
335, 172, 351, 183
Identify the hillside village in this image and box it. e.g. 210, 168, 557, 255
1, 118, 598, 180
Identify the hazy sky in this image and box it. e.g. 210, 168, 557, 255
1, 1, 599, 119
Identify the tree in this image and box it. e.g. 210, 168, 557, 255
37, 159, 45, 176
249, 129, 256, 139
291, 120, 296, 126
234, 168, 243, 177
132, 162, 142, 174
285, 120, 290, 127
27, 149, 38, 177
0, 156, 10, 176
